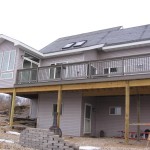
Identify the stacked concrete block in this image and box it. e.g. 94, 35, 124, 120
19, 128, 79, 150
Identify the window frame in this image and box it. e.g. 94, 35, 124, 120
62, 42, 75, 49
1, 72, 13, 79
0, 52, 3, 71
23, 57, 40, 69
109, 106, 121, 115
73, 40, 87, 47
103, 67, 118, 75
49, 62, 68, 79
1, 50, 16, 72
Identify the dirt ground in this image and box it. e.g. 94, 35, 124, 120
0, 114, 150, 150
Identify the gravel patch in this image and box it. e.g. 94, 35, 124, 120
0, 126, 150, 150
64, 136, 150, 150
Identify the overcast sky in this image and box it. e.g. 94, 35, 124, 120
0, 0, 149, 50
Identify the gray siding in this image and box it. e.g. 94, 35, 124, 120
95, 96, 125, 137
81, 95, 150, 137
83, 50, 98, 61
98, 46, 150, 60
37, 91, 82, 136
0, 41, 24, 88
30, 99, 38, 119
41, 54, 84, 66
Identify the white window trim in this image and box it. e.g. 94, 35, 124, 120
0, 52, 3, 71
23, 57, 40, 68
103, 67, 118, 75
1, 50, 16, 72
1, 72, 13, 79
109, 106, 121, 115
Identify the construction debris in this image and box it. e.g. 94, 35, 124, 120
0, 139, 14, 143
19, 128, 79, 150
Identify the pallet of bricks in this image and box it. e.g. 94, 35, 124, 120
19, 128, 79, 150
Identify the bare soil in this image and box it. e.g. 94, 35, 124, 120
0, 113, 150, 150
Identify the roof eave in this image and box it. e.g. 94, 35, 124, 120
14, 42, 44, 58
43, 44, 104, 58
102, 40, 150, 52
0, 34, 44, 58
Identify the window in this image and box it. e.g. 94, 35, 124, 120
62, 42, 75, 49
73, 40, 87, 47
53, 104, 62, 115
0, 50, 16, 79
24, 53, 40, 63
109, 107, 121, 115
21, 54, 40, 83
49, 63, 66, 79
104, 67, 118, 75
0, 53, 2, 70
91, 65, 97, 75
1, 51, 16, 71
110, 67, 117, 73
23, 53, 40, 69
1, 72, 13, 79
104, 68, 109, 74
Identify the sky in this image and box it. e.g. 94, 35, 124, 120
0, 0, 150, 50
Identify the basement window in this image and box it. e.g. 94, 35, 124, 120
109, 107, 121, 115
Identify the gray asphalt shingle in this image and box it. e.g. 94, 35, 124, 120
40, 24, 150, 54
40, 27, 121, 54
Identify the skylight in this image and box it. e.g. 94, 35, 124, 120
62, 42, 75, 49
73, 40, 87, 47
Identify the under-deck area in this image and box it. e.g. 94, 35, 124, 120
1, 79, 150, 143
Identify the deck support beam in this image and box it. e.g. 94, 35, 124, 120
9, 89, 16, 127
57, 86, 62, 127
125, 82, 130, 144
137, 92, 141, 141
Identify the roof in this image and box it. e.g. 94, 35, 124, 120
40, 26, 122, 54
0, 34, 43, 58
40, 24, 150, 54
101, 24, 150, 46
1, 24, 150, 58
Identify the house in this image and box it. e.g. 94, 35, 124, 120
1, 25, 150, 143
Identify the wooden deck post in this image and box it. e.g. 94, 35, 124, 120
57, 86, 62, 127
137, 93, 141, 141
125, 82, 130, 143
9, 88, 16, 127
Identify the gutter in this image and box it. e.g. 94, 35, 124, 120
43, 44, 104, 58
15, 43, 104, 59
103, 40, 150, 51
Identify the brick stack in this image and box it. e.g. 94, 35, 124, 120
19, 128, 79, 150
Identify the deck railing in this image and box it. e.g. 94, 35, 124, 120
16, 55, 150, 84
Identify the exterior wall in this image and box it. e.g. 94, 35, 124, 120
37, 91, 82, 136
40, 53, 84, 66
81, 95, 150, 137
83, 50, 98, 61
29, 99, 38, 119
81, 97, 97, 136
95, 96, 125, 137
0, 41, 24, 88
98, 46, 150, 60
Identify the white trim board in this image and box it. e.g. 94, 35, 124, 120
103, 40, 150, 52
